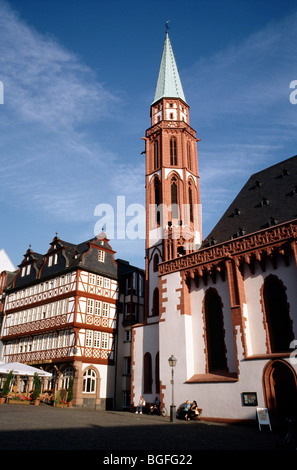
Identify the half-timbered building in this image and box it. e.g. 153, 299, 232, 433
0, 232, 119, 408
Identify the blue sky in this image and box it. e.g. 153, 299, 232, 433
0, 0, 297, 270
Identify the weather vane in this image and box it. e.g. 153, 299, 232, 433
165, 20, 170, 32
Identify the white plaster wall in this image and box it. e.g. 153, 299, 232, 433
243, 254, 297, 355
132, 322, 159, 405
82, 363, 115, 399
158, 256, 297, 421
159, 272, 193, 408
190, 276, 237, 374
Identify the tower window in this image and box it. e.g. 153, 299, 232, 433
170, 138, 177, 165
154, 140, 159, 169
153, 253, 159, 272
152, 288, 159, 316
188, 185, 193, 222
171, 177, 178, 219
154, 178, 161, 225
187, 142, 192, 170
98, 250, 105, 262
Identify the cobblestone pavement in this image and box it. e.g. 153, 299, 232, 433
0, 403, 279, 454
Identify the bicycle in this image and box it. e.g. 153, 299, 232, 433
149, 405, 168, 417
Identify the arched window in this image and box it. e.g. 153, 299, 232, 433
144, 352, 152, 393
83, 368, 96, 393
152, 288, 159, 316
171, 177, 178, 219
263, 275, 293, 353
204, 289, 227, 372
187, 142, 192, 170
154, 140, 159, 169
154, 178, 161, 226
188, 184, 193, 223
153, 253, 159, 272
170, 138, 177, 165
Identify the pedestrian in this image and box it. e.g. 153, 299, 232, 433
135, 395, 146, 414
184, 400, 191, 421
189, 400, 199, 420
150, 396, 160, 414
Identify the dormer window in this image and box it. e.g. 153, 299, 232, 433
21, 264, 31, 277
98, 250, 105, 262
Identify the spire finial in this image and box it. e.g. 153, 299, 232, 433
165, 20, 170, 33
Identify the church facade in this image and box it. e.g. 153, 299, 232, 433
1, 30, 297, 423
132, 31, 297, 425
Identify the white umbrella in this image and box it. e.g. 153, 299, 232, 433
0, 362, 52, 377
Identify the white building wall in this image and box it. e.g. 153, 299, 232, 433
132, 321, 159, 405
243, 253, 297, 355
158, 257, 297, 421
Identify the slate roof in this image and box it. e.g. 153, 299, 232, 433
202, 154, 297, 247
116, 259, 145, 277
6, 232, 118, 291
152, 31, 186, 105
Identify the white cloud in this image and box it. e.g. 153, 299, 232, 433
0, 2, 118, 129
0, 1, 145, 228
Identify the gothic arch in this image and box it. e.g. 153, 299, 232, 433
170, 136, 177, 165
187, 174, 196, 186
187, 177, 196, 224
203, 288, 227, 373
153, 139, 160, 170
148, 246, 162, 264
152, 287, 159, 317
143, 352, 152, 393
149, 174, 162, 227
153, 253, 159, 272
167, 172, 183, 221
263, 359, 297, 424
261, 274, 293, 353
187, 141, 192, 170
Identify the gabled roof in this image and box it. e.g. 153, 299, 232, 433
152, 31, 186, 105
6, 233, 119, 291
203, 154, 297, 247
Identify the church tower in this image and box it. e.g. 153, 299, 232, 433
143, 30, 202, 319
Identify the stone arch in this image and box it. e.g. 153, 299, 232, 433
203, 287, 227, 373
261, 274, 293, 353
263, 359, 297, 425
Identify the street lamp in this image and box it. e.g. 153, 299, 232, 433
168, 355, 177, 422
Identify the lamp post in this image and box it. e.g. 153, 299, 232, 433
168, 355, 177, 422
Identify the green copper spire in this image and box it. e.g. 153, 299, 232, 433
152, 31, 187, 105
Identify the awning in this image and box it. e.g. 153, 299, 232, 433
0, 362, 52, 377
